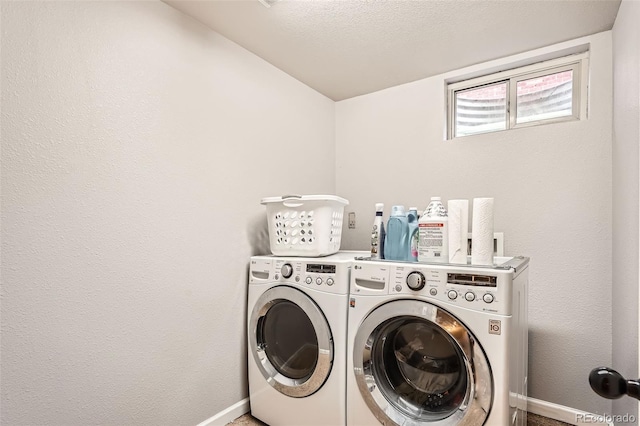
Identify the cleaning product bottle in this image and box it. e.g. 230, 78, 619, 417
384, 205, 409, 261
370, 203, 385, 259
407, 207, 419, 261
418, 197, 449, 263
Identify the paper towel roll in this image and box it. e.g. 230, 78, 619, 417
471, 198, 494, 266
447, 199, 469, 264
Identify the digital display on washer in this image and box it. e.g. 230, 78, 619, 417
306, 264, 336, 274
447, 273, 497, 287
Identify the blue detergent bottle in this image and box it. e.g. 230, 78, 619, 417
384, 205, 409, 261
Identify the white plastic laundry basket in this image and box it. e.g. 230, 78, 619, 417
261, 195, 349, 257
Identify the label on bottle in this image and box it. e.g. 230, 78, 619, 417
411, 231, 419, 260
371, 224, 380, 258
371, 220, 384, 259
418, 222, 448, 262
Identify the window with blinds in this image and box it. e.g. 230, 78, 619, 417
447, 52, 588, 139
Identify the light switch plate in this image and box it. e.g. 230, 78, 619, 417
348, 212, 356, 229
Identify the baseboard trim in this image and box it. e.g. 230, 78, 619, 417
527, 397, 614, 425
198, 396, 615, 426
197, 398, 250, 426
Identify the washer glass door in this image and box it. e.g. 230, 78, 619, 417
250, 286, 333, 398
353, 300, 492, 426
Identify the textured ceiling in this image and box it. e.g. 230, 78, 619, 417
163, 0, 621, 101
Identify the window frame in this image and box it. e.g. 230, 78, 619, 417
447, 52, 589, 139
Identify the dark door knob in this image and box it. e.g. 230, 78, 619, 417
589, 367, 640, 401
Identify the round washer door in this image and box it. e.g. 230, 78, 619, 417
249, 286, 333, 398
353, 299, 492, 426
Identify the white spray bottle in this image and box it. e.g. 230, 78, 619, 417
370, 203, 385, 259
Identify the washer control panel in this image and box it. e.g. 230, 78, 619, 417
384, 264, 512, 315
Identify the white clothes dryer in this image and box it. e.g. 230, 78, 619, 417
248, 251, 368, 426
347, 257, 529, 426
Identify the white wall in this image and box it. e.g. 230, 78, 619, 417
0, 2, 335, 425
612, 0, 640, 421
2, 1, 630, 422
336, 32, 613, 413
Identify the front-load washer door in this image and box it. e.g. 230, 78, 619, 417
353, 299, 492, 426
249, 285, 333, 398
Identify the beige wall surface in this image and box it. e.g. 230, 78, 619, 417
612, 0, 640, 421
0, 2, 335, 425
336, 32, 614, 413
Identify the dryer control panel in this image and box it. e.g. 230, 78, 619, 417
350, 261, 514, 315
273, 259, 350, 295
249, 254, 364, 296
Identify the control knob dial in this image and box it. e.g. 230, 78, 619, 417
406, 271, 426, 291
280, 263, 293, 279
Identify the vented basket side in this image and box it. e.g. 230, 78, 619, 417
263, 198, 346, 257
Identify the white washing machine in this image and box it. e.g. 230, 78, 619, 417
248, 251, 368, 426
347, 257, 529, 426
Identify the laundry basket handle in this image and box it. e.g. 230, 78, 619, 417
282, 194, 304, 208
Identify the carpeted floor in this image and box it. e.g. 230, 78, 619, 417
227, 412, 572, 426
